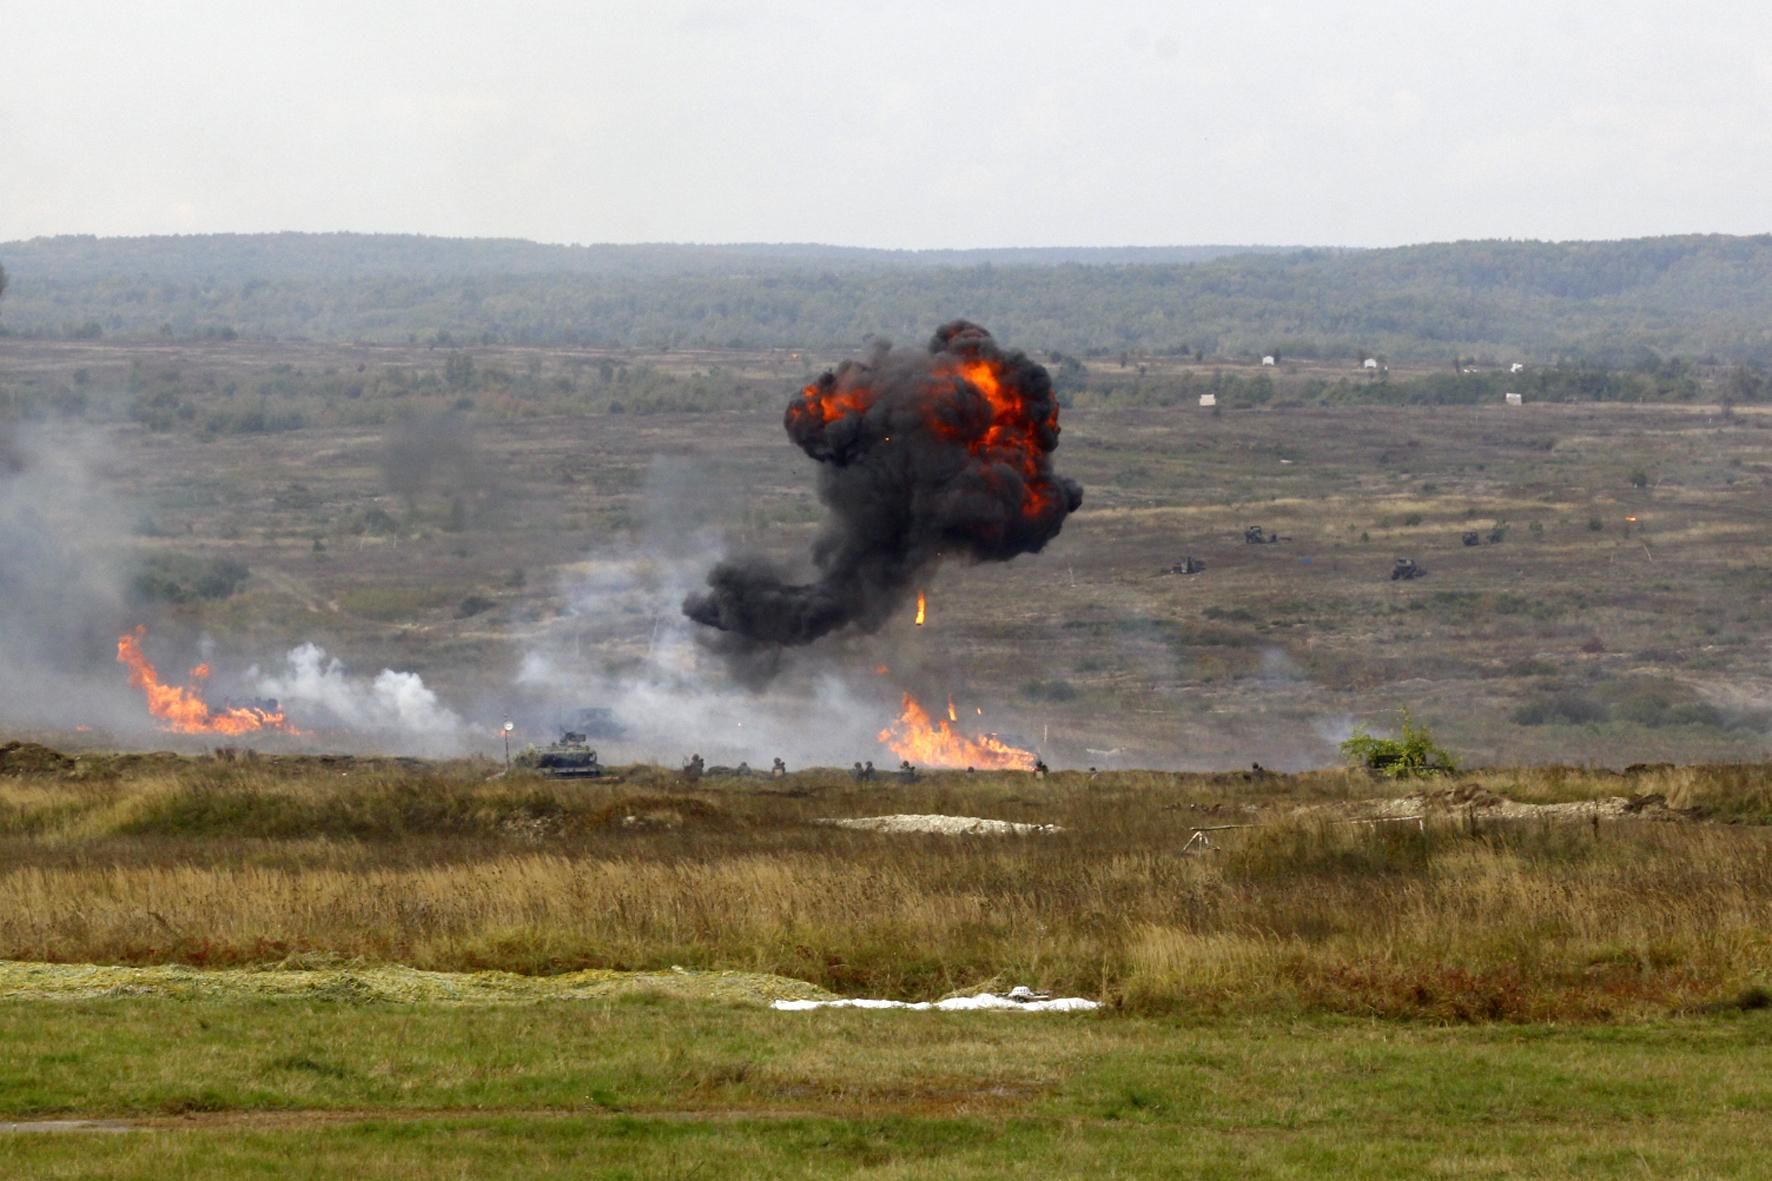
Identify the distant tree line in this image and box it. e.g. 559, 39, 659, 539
6, 232, 1772, 364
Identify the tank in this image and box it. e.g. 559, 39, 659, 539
1391, 557, 1424, 581
519, 731, 603, 778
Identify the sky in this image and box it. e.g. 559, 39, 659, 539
3, 0, 1770, 249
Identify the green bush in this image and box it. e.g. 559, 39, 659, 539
1341, 711, 1458, 778
129, 554, 252, 605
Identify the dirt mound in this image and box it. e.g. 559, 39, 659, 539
0, 741, 75, 776
0, 960, 831, 1006
1356, 785, 1685, 822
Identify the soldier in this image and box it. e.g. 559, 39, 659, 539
898, 760, 918, 782
771, 757, 787, 778
684, 753, 704, 781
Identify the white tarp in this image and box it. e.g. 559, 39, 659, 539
774, 988, 1098, 1013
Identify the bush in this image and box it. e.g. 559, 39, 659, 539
129, 554, 252, 605
1512, 691, 1609, 726
457, 594, 496, 619
1341, 711, 1458, 778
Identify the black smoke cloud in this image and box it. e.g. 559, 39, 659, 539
683, 320, 1083, 658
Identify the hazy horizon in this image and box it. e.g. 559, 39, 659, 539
4, 1, 1769, 250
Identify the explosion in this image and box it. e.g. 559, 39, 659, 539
879, 692, 1036, 771
684, 321, 1082, 657
116, 627, 298, 735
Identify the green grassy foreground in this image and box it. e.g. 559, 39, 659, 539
3, 996, 1771, 1178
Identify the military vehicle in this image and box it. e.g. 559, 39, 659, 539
519, 731, 602, 779
1164, 556, 1206, 575
1244, 525, 1276, 544
1462, 531, 1481, 546
1391, 557, 1424, 581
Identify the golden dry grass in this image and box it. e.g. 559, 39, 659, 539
3, 753, 1770, 1019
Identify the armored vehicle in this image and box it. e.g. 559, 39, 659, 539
1391, 557, 1424, 581
521, 731, 602, 778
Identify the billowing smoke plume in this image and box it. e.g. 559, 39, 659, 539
253, 644, 465, 744
683, 321, 1082, 658
0, 425, 137, 727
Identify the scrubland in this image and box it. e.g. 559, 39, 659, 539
4, 751, 1769, 1022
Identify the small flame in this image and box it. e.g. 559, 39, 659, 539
117, 627, 299, 736
915, 590, 926, 626
878, 692, 1036, 771
947, 696, 958, 722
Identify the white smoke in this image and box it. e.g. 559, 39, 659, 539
515, 544, 888, 767
253, 643, 465, 747
506, 455, 896, 768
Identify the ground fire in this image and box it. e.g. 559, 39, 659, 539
116, 627, 298, 735
879, 692, 1036, 771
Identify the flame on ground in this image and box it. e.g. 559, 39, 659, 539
116, 627, 299, 736
878, 692, 1035, 771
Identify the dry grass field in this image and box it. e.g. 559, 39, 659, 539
2, 749, 1769, 1021
4, 338, 1771, 771
5, 334, 1772, 1175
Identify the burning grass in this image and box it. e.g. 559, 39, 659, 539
2, 748, 1770, 1020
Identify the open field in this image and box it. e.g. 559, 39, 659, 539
4, 338, 1772, 770
4, 997, 1772, 1179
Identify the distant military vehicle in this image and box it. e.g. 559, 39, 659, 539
1462, 531, 1481, 547
1245, 525, 1276, 544
1164, 556, 1206, 575
1391, 557, 1424, 581
519, 731, 602, 779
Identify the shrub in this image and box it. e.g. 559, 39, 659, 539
129, 554, 251, 605
1341, 711, 1458, 778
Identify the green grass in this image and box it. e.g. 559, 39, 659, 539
3, 998, 1772, 1177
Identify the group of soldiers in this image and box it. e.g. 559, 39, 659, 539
680, 754, 789, 782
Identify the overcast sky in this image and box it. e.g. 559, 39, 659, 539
3, 0, 1769, 249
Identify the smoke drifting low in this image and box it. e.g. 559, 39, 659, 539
253, 644, 466, 745
683, 321, 1083, 663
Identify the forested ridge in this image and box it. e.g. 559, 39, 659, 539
3, 232, 1771, 364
